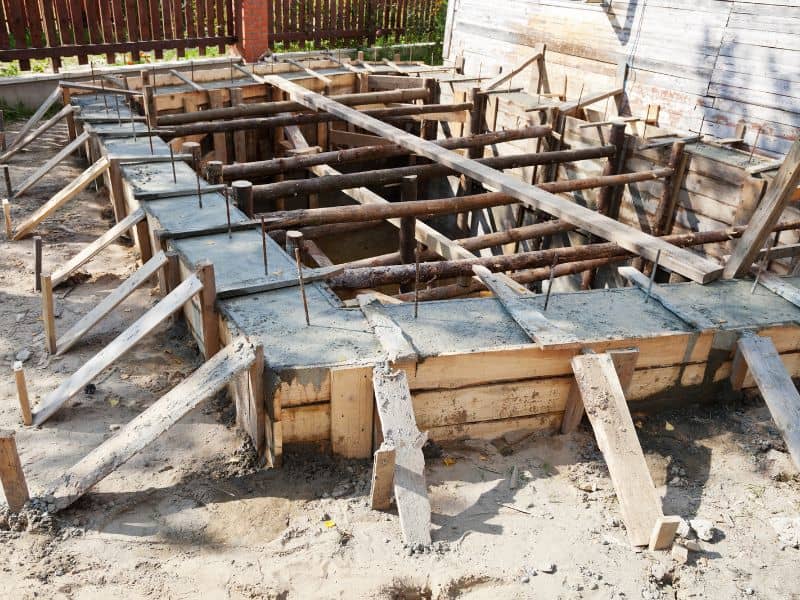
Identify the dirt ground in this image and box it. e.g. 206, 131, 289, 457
1, 123, 799, 600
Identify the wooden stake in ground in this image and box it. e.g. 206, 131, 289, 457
13, 362, 32, 426
0, 430, 30, 512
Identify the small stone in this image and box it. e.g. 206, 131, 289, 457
745, 588, 755, 596
84, 383, 96, 395
539, 563, 556, 574
15, 348, 31, 363
671, 544, 689, 564
650, 563, 668, 583
689, 519, 715, 542
676, 519, 691, 538
109, 424, 121, 431
683, 540, 702, 552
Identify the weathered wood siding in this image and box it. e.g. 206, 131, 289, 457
444, 0, 800, 156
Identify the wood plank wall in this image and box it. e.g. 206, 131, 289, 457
444, 0, 800, 156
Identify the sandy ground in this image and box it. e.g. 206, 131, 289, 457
1, 123, 799, 600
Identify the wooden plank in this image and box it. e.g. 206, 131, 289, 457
370, 445, 396, 510
12, 156, 110, 240
0, 431, 29, 512
562, 348, 639, 434
207, 89, 229, 163
0, 104, 75, 163
169, 69, 204, 91
56, 251, 168, 355
32, 273, 203, 426
51, 208, 145, 287
734, 333, 800, 469
471, 265, 574, 348
756, 271, 800, 309
481, 48, 544, 92
358, 294, 417, 363
13, 361, 32, 426
571, 352, 663, 546
45, 338, 256, 511
618, 266, 720, 330
6, 87, 62, 152
330, 366, 374, 458
373, 366, 431, 547
264, 75, 722, 284
725, 139, 800, 278
14, 131, 90, 198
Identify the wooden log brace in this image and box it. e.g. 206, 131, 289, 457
264, 76, 720, 284
157, 87, 432, 126
221, 126, 552, 180
157, 103, 474, 137
14, 131, 91, 198
6, 86, 62, 153
0, 104, 78, 163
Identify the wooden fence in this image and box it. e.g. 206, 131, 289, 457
0, 0, 236, 71
268, 0, 441, 48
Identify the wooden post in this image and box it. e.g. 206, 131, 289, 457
196, 261, 220, 359
285, 230, 304, 257
180, 141, 201, 170
13, 362, 32, 426
107, 158, 127, 223
207, 89, 229, 162
232, 180, 254, 218
230, 87, 247, 163
2, 198, 10, 238
653, 141, 687, 237
164, 250, 181, 295
0, 431, 29, 512
61, 86, 77, 142
41, 273, 56, 354
204, 160, 224, 185
33, 236, 42, 292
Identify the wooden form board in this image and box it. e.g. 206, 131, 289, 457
265, 74, 722, 284
330, 366, 374, 459
373, 366, 431, 547
571, 352, 664, 546
732, 333, 800, 469
32, 273, 203, 426
0, 431, 29, 512
45, 338, 256, 511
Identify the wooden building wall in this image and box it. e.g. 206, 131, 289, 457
443, 0, 800, 156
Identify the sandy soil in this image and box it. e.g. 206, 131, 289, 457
1, 123, 799, 600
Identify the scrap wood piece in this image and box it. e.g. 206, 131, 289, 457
562, 347, 639, 434
44, 338, 256, 511
472, 265, 576, 348
725, 138, 800, 279
571, 352, 663, 546
373, 365, 431, 547
56, 251, 168, 355
649, 515, 683, 551
12, 156, 110, 240
358, 294, 418, 363
732, 333, 800, 469
6, 86, 62, 153
32, 273, 203, 426
0, 430, 30, 512
14, 131, 90, 198
754, 271, 800, 310
264, 75, 722, 284
51, 207, 145, 287
370, 443, 396, 510
618, 266, 719, 330
169, 69, 204, 92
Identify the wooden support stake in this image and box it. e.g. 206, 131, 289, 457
33, 236, 42, 292
13, 362, 32, 426
0, 431, 29, 512
370, 444, 396, 510
196, 261, 220, 359
41, 273, 56, 354
2, 198, 10, 238
649, 515, 683, 551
